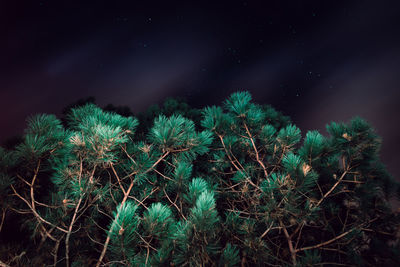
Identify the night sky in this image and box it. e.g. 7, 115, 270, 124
1, 1, 399, 181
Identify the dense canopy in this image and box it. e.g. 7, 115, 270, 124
0, 91, 399, 266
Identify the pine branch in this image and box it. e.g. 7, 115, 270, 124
217, 133, 243, 172
10, 184, 68, 234
65, 196, 83, 267
280, 219, 297, 265
315, 167, 349, 208
53, 239, 61, 267
95, 181, 135, 267
0, 208, 6, 233
243, 121, 268, 179
96, 151, 169, 266
296, 225, 359, 252
163, 186, 187, 220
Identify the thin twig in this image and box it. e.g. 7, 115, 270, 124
163, 187, 187, 220
243, 122, 268, 179
280, 220, 297, 265
296, 226, 360, 252
315, 168, 349, 208
65, 197, 83, 267
0, 208, 6, 232
53, 239, 61, 267
217, 134, 242, 172
11, 185, 68, 233
96, 152, 169, 267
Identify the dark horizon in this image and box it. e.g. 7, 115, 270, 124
1, 1, 399, 181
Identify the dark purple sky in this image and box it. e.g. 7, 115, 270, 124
1, 1, 399, 181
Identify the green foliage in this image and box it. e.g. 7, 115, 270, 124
174, 190, 221, 266
260, 124, 277, 143
297, 249, 321, 266
149, 114, 193, 148
184, 177, 210, 206
282, 152, 302, 174
15, 114, 66, 161
108, 201, 140, 258
149, 114, 213, 161
190, 190, 219, 230
224, 91, 252, 117
0, 91, 399, 267
298, 130, 326, 165
220, 243, 240, 267
277, 124, 301, 148
141, 203, 174, 239
201, 105, 224, 131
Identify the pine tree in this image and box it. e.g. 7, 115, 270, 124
0, 91, 399, 266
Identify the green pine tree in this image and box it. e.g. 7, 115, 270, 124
0, 91, 399, 266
